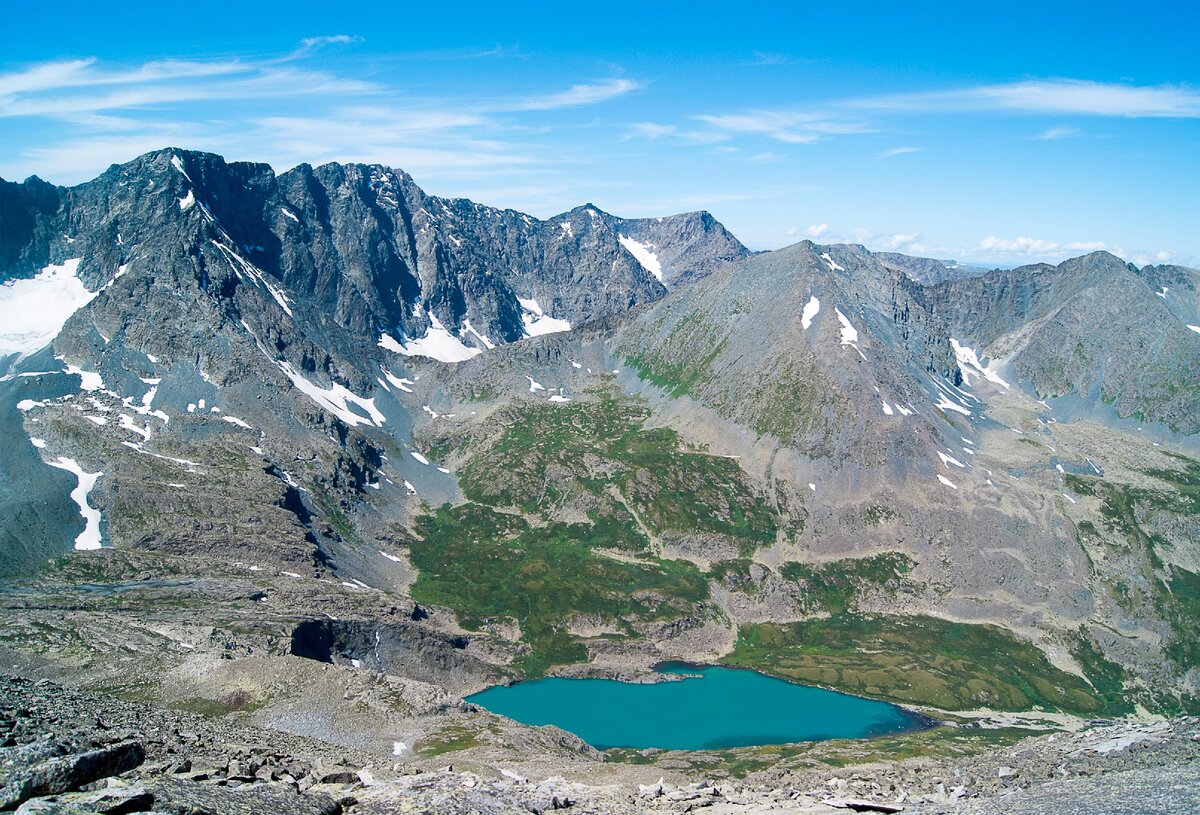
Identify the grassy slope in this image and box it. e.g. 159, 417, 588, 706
409, 393, 775, 675
722, 614, 1130, 717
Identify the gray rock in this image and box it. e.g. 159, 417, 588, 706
0, 742, 145, 810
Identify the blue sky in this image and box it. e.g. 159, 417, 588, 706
2, 0, 1198, 266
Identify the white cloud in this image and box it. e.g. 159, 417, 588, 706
1038, 126, 1080, 140
295, 35, 362, 53
512, 78, 640, 111
883, 233, 921, 250
978, 235, 1108, 255
878, 146, 921, 158
806, 223, 830, 238
852, 79, 1200, 118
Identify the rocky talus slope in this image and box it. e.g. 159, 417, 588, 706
4, 676, 1198, 814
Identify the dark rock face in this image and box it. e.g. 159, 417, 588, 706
290, 619, 489, 688
0, 176, 61, 281
0, 149, 720, 356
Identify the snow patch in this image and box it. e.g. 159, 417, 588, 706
30, 437, 47, 448
526, 376, 545, 392
379, 550, 403, 563
381, 370, 414, 392
951, 339, 1010, 390
548, 394, 570, 403
801, 296, 820, 330
410, 451, 430, 465
277, 362, 386, 428
61, 361, 104, 392
379, 313, 481, 363
938, 451, 966, 468
211, 241, 292, 316
936, 474, 959, 490
222, 416, 252, 429
1188, 325, 1200, 334
518, 297, 571, 337
881, 400, 894, 416
462, 319, 496, 350
118, 414, 152, 440
820, 252, 845, 272
560, 221, 573, 238
170, 155, 191, 181
0, 259, 93, 357
618, 235, 663, 281
280, 207, 300, 223
45, 456, 103, 549
178, 189, 195, 212
833, 308, 867, 359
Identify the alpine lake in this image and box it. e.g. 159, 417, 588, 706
466, 663, 929, 751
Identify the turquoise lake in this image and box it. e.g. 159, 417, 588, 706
466, 664, 927, 750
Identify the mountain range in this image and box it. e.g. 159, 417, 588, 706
1, 148, 1199, 795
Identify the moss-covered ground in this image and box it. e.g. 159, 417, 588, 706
721, 614, 1131, 717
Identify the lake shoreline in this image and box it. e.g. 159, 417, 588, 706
468, 663, 936, 751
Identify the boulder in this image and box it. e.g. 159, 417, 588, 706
0, 741, 145, 810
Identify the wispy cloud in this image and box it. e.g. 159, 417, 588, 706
852, 79, 1200, 118
694, 110, 871, 144
878, 146, 921, 158
1038, 125, 1081, 140
512, 79, 641, 111
625, 122, 676, 139
286, 35, 363, 60
747, 50, 794, 66
0, 68, 375, 119
0, 41, 653, 188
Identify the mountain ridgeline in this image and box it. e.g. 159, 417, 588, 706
2, 147, 1200, 735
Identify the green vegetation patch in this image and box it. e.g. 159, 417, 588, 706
408, 503, 710, 676
779, 553, 916, 614
415, 725, 483, 757
708, 552, 915, 614
623, 311, 728, 398
1063, 454, 1200, 669
723, 614, 1122, 716
460, 395, 776, 549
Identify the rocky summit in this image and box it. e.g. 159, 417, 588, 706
1, 148, 1199, 814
